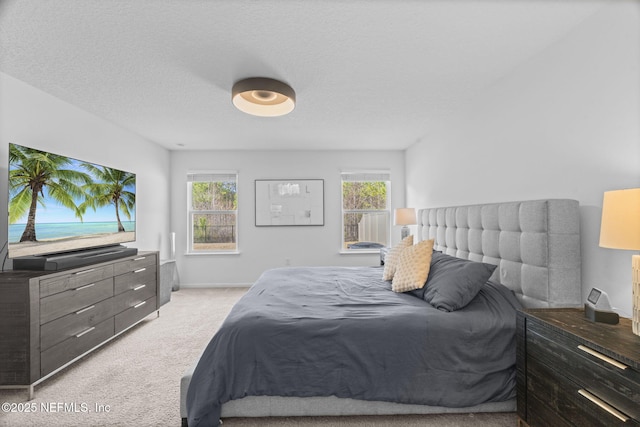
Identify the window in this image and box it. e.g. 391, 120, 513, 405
187, 172, 238, 253
341, 171, 390, 251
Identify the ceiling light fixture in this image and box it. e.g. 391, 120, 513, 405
232, 77, 295, 117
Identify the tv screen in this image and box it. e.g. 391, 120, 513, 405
8, 143, 136, 259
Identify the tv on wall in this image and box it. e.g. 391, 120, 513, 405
8, 143, 136, 267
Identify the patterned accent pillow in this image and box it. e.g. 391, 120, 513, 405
391, 239, 435, 292
382, 235, 414, 281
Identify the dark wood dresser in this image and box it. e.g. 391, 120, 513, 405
0, 251, 159, 399
517, 308, 640, 426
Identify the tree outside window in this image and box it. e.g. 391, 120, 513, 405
187, 173, 238, 253
341, 172, 390, 250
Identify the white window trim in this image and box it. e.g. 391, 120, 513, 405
340, 170, 391, 254
186, 171, 239, 255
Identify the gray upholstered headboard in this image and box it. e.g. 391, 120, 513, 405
417, 199, 581, 308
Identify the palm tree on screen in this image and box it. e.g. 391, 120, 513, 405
82, 164, 135, 232
8, 144, 92, 242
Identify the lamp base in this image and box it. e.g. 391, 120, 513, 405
401, 226, 410, 240
633, 254, 640, 336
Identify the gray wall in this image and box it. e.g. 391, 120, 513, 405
170, 149, 405, 286
405, 2, 640, 315
0, 72, 172, 262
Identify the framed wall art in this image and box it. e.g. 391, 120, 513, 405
255, 179, 324, 226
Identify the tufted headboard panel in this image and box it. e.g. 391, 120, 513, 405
418, 199, 581, 308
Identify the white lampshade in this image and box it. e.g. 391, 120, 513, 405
599, 188, 640, 250
599, 187, 640, 336
394, 208, 416, 226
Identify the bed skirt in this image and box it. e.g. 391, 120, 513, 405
180, 359, 515, 424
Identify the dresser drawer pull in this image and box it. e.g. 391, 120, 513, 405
74, 283, 95, 291
578, 389, 630, 422
133, 301, 146, 309
74, 268, 96, 276
133, 268, 147, 273
133, 257, 146, 261
133, 284, 146, 291
75, 305, 95, 315
578, 345, 628, 370
75, 327, 95, 338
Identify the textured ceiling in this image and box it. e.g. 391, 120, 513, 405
0, 1, 605, 151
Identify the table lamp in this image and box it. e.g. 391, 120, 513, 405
394, 208, 416, 240
599, 188, 640, 336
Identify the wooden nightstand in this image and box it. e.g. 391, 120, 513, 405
380, 247, 389, 266
517, 308, 640, 426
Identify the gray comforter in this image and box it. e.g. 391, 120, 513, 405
187, 266, 521, 427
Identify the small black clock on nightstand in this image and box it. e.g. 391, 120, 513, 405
584, 287, 619, 324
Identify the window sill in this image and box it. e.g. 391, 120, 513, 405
185, 251, 241, 256
339, 250, 382, 255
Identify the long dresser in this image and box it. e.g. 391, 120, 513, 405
0, 251, 159, 399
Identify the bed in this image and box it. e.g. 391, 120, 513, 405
181, 199, 582, 427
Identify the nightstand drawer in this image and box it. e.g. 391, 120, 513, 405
527, 352, 639, 426
527, 324, 640, 421
40, 277, 114, 324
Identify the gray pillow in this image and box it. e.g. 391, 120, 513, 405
410, 252, 497, 311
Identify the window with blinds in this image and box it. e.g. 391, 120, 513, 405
341, 171, 390, 251
187, 172, 238, 253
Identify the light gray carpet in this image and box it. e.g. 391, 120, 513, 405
0, 288, 517, 427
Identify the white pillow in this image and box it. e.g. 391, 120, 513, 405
392, 239, 435, 292
382, 235, 414, 281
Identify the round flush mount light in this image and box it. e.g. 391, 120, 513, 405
232, 77, 295, 117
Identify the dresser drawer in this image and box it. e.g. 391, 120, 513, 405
41, 317, 114, 377
40, 297, 114, 352
40, 277, 114, 324
39, 264, 115, 298
112, 282, 156, 315
114, 254, 156, 276
114, 264, 156, 295
527, 323, 640, 422
114, 295, 157, 334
